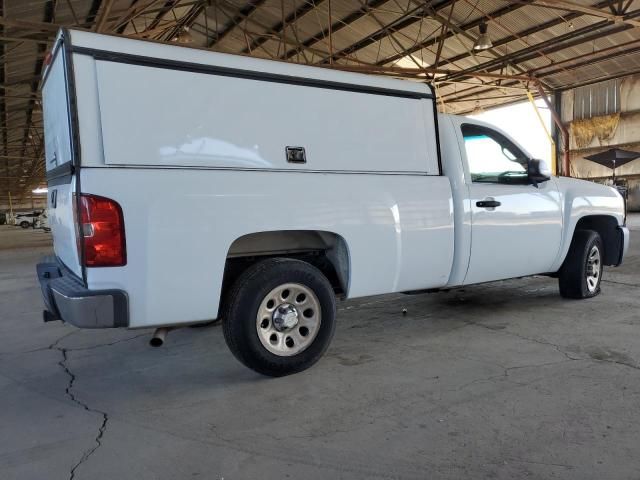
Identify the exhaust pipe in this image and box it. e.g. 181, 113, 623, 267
43, 310, 60, 323
150, 327, 170, 347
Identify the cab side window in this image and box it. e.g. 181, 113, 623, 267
462, 124, 528, 184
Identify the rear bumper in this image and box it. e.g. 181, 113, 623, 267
36, 256, 129, 328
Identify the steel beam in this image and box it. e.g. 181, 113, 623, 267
208, 0, 268, 49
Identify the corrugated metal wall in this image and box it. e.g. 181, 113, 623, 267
573, 79, 621, 120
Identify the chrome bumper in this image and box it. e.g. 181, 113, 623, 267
36, 256, 128, 328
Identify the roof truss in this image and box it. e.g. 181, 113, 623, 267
1, 0, 639, 200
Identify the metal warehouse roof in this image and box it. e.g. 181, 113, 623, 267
1, 0, 640, 200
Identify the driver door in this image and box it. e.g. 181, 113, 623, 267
461, 124, 563, 285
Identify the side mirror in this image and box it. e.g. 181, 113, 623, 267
528, 158, 551, 187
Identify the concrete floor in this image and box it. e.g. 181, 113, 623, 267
1, 218, 640, 480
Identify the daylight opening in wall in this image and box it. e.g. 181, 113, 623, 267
469, 99, 552, 165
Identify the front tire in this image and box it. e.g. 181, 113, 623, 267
558, 229, 603, 299
19, 221, 30, 229
223, 258, 336, 376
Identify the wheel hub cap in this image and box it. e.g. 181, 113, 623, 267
256, 283, 322, 357
272, 303, 299, 331
586, 245, 601, 293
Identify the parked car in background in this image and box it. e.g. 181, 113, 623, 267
13, 212, 41, 228
35, 211, 50, 232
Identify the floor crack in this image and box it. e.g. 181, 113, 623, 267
602, 279, 640, 288
465, 319, 640, 373
2, 331, 147, 357
463, 319, 581, 361
593, 356, 640, 371
49, 342, 109, 480
68, 333, 148, 352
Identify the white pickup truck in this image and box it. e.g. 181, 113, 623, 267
37, 30, 629, 376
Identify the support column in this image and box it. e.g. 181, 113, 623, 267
536, 82, 570, 176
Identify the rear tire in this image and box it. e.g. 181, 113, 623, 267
558, 229, 603, 299
222, 258, 336, 377
19, 221, 30, 229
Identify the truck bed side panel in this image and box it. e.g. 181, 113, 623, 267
81, 169, 453, 328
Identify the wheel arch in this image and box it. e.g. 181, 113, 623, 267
566, 215, 622, 266
220, 230, 351, 313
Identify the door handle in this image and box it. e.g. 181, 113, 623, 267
476, 199, 501, 208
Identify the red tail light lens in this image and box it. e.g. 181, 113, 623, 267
78, 194, 126, 267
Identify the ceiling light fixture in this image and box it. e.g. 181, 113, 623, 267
473, 22, 493, 51
471, 101, 485, 116
172, 26, 194, 44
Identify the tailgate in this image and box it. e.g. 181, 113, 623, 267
42, 38, 82, 278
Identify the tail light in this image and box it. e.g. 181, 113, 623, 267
77, 194, 126, 267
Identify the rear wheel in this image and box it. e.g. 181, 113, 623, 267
223, 258, 336, 376
19, 221, 30, 229
558, 229, 603, 299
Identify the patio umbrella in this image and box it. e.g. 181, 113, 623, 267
584, 148, 640, 182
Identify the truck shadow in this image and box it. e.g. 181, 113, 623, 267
53, 277, 592, 404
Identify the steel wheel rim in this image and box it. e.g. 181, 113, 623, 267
256, 283, 321, 356
586, 245, 601, 293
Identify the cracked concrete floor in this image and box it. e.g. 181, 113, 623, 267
1, 217, 640, 480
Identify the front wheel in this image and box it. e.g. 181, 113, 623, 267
558, 229, 603, 299
222, 258, 337, 376
19, 221, 30, 229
